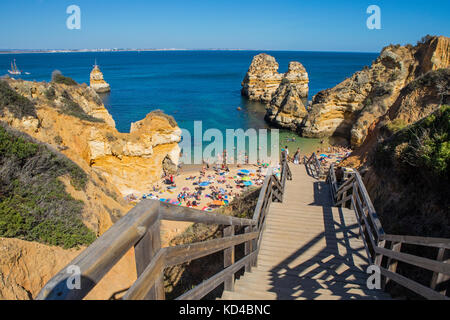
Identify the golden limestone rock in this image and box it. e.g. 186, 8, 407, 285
0, 79, 181, 196
0, 78, 182, 299
265, 77, 308, 130
301, 35, 450, 147
241, 54, 309, 103
89, 64, 111, 93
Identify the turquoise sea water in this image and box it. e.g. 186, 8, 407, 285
1, 51, 377, 155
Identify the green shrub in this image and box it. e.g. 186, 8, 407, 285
58, 96, 104, 123
44, 86, 56, 100
0, 124, 94, 248
386, 119, 408, 134
376, 105, 449, 180
0, 80, 37, 119
52, 71, 78, 86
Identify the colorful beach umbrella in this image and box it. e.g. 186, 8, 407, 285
242, 176, 251, 181
199, 182, 211, 187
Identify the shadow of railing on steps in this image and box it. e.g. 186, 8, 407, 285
36, 156, 293, 300
326, 163, 450, 300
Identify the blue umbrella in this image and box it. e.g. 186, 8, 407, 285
199, 182, 211, 187
238, 169, 250, 175
243, 181, 253, 186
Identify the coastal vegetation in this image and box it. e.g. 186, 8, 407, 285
0, 81, 37, 119
51, 70, 78, 86
0, 123, 95, 249
59, 94, 105, 123
374, 105, 449, 238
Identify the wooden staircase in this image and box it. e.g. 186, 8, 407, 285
38, 153, 449, 301
221, 165, 391, 300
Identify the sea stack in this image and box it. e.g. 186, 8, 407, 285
241, 53, 309, 130
241, 53, 309, 103
90, 64, 111, 93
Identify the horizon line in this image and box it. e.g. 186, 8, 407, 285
0, 48, 380, 54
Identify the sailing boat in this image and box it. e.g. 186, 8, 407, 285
8, 59, 22, 75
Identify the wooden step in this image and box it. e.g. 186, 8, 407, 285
226, 284, 389, 300
238, 268, 370, 284
233, 277, 387, 298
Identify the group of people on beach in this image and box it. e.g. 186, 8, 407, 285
281, 146, 302, 165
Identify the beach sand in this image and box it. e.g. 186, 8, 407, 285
125, 163, 277, 245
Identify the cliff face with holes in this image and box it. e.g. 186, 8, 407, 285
0, 78, 181, 299
1, 79, 181, 196
301, 35, 450, 147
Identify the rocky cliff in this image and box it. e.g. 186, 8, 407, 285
1, 78, 181, 196
241, 54, 309, 104
301, 35, 450, 147
265, 77, 308, 130
0, 77, 181, 299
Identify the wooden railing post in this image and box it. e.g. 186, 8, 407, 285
375, 240, 386, 267
383, 242, 402, 289
244, 226, 253, 273
134, 219, 165, 300
430, 248, 449, 295
224, 225, 235, 291
252, 225, 258, 268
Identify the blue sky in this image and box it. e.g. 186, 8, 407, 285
0, 0, 448, 52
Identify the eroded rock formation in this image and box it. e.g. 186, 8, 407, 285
0, 78, 182, 299
265, 78, 308, 130
241, 54, 309, 103
90, 65, 111, 93
301, 35, 450, 147
1, 79, 181, 196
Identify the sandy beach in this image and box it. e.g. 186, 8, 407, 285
124, 162, 279, 244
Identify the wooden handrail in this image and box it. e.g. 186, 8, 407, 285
37, 155, 292, 300
327, 165, 450, 300
304, 152, 323, 179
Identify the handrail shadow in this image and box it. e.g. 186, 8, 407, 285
261, 181, 386, 300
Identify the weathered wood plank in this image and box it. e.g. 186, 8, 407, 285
176, 252, 256, 300
353, 173, 384, 237
224, 226, 235, 291
36, 200, 160, 300
251, 168, 273, 223
164, 231, 258, 267
380, 267, 449, 300
134, 221, 164, 299
381, 234, 450, 249
160, 202, 255, 227
430, 248, 449, 294
375, 246, 450, 275
384, 242, 401, 289
244, 226, 253, 273
123, 249, 166, 300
